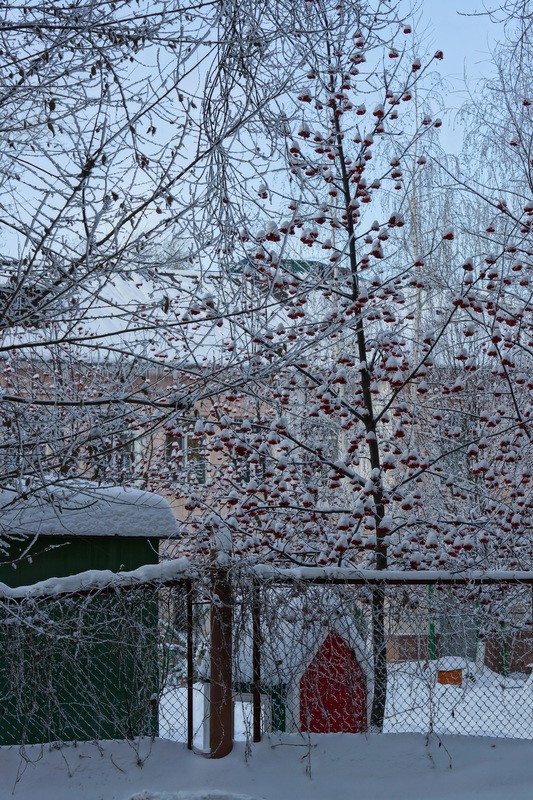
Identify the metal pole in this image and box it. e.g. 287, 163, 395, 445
252, 579, 261, 743
428, 584, 436, 660
186, 578, 194, 750
500, 623, 508, 677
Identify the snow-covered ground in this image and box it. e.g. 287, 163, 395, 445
384, 660, 532, 739
2, 660, 529, 799
159, 659, 532, 747
1, 733, 532, 800
158, 685, 268, 750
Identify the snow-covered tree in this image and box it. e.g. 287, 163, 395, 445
0, 0, 304, 497
2, 0, 530, 736
140, 1, 533, 730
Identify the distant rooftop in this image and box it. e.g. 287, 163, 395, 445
234, 258, 328, 276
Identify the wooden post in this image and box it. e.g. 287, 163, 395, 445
252, 579, 261, 743
186, 578, 194, 750
209, 563, 233, 758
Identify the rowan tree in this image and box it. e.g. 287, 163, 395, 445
1, 0, 530, 736
140, 1, 533, 731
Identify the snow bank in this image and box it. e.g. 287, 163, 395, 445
1, 733, 532, 800
130, 793, 260, 800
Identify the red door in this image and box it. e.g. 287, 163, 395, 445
299, 630, 367, 733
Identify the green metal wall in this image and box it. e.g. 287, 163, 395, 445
0, 535, 159, 587
0, 535, 160, 744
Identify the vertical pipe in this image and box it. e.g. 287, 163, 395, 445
428, 584, 436, 660
209, 564, 233, 758
252, 579, 261, 743
186, 578, 194, 750
501, 623, 508, 677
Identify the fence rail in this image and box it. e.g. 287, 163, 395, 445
1, 568, 531, 755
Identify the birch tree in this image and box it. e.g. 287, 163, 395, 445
0, 0, 301, 497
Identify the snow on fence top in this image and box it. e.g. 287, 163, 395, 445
0, 557, 193, 599
0, 481, 180, 539
252, 565, 533, 584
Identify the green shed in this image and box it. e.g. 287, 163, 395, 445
0, 481, 179, 745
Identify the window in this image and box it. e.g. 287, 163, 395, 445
86, 420, 136, 481
233, 420, 270, 484
108, 435, 135, 475
165, 433, 206, 484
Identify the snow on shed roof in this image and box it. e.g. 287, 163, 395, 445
0, 481, 179, 539
0, 557, 193, 599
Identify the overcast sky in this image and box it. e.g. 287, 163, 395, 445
418, 0, 500, 150
424, 0, 497, 78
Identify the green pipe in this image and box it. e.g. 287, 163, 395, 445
428, 584, 436, 660
501, 624, 508, 677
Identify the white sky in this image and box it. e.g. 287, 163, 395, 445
0, 2, 504, 259
404, 0, 503, 153
420, 0, 499, 151
422, 0, 497, 81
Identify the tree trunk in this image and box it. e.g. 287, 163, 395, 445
370, 585, 387, 731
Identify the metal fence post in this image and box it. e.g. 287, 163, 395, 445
252, 578, 261, 743
428, 584, 436, 660
186, 578, 194, 750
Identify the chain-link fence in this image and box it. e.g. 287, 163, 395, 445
1, 574, 531, 751
230, 580, 532, 741
1, 586, 161, 746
